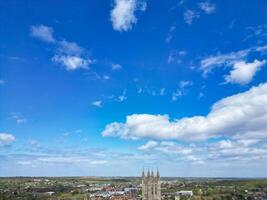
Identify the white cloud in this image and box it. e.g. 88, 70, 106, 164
200, 45, 267, 83
172, 80, 193, 101
31, 25, 55, 43
92, 101, 102, 107
182, 155, 204, 164
110, 0, 146, 32
225, 59, 266, 85
112, 63, 122, 70
117, 89, 127, 102
31, 25, 94, 72
0, 133, 15, 146
179, 80, 193, 88
172, 90, 183, 101
137, 87, 166, 97
208, 139, 267, 161
255, 44, 267, 52
52, 55, 92, 71
57, 40, 84, 55
102, 83, 267, 141
198, 2, 216, 14
138, 140, 193, 155
184, 10, 199, 25
53, 39, 94, 71
200, 49, 249, 75
138, 140, 158, 150
165, 25, 176, 43
156, 141, 193, 155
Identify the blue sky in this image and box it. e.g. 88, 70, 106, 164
1, 0, 267, 177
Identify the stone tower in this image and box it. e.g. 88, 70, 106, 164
142, 169, 161, 200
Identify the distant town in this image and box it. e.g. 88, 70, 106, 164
1, 171, 267, 200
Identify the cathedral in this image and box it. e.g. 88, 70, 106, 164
141, 169, 161, 200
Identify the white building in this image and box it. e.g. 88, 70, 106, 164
175, 191, 193, 200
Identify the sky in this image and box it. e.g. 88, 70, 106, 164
0, 0, 267, 177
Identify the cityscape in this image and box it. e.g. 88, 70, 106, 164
1, 0, 267, 199
1, 171, 267, 199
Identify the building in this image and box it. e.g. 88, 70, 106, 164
141, 169, 161, 200
175, 191, 193, 200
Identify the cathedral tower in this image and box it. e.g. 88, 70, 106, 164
141, 169, 161, 200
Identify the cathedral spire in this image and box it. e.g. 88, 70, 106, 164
147, 169, 150, 177
157, 168, 160, 178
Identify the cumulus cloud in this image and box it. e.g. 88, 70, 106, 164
92, 101, 102, 107
31, 25, 55, 43
57, 40, 84, 55
200, 45, 267, 84
184, 10, 199, 25
224, 60, 266, 85
156, 142, 193, 155
112, 63, 122, 70
138, 141, 193, 155
138, 140, 158, 150
208, 139, 267, 161
31, 25, 94, 71
198, 2, 216, 14
102, 83, 267, 141
0, 133, 15, 146
52, 40, 94, 71
52, 55, 92, 71
110, 0, 146, 31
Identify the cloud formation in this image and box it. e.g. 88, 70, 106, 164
184, 1, 216, 25
92, 101, 102, 107
31, 25, 55, 43
52, 55, 92, 71
198, 2, 216, 14
112, 63, 122, 70
102, 83, 267, 141
138, 140, 158, 150
172, 80, 193, 101
225, 60, 266, 85
31, 25, 94, 71
200, 49, 249, 75
110, 0, 146, 31
184, 10, 199, 25
200, 45, 267, 84
0, 133, 15, 146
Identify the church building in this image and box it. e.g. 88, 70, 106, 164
141, 169, 161, 200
